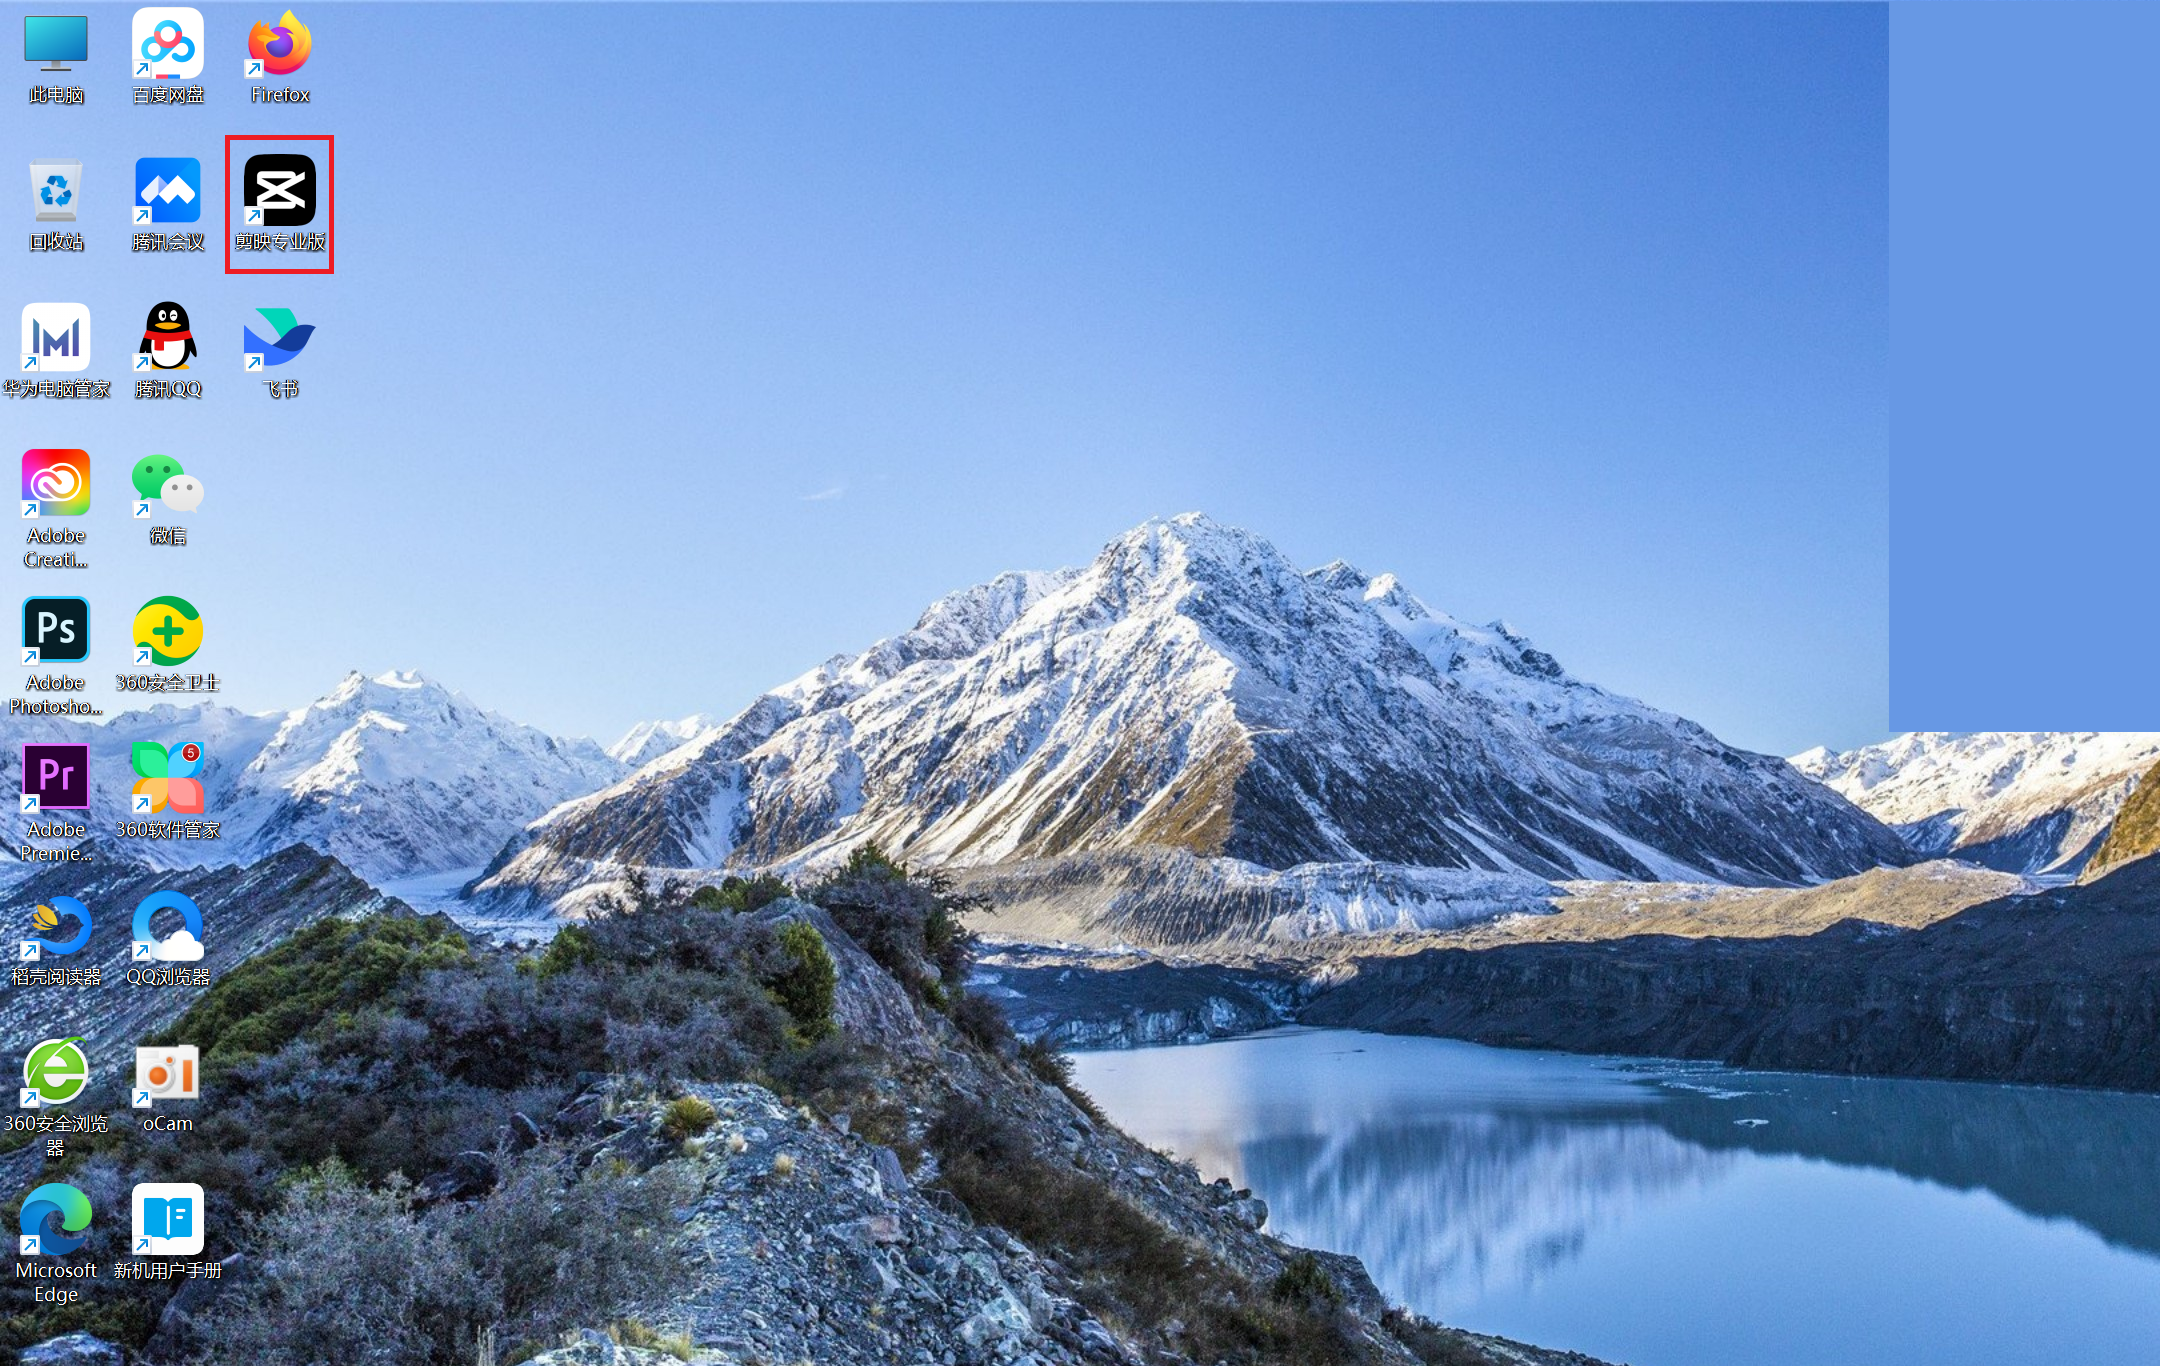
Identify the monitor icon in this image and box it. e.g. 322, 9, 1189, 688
24, 17, 88, 73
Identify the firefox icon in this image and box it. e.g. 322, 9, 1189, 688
248, 10, 312, 77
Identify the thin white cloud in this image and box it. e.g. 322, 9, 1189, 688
801, 483, 848, 502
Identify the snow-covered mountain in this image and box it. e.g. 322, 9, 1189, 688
6, 671, 623, 881
608, 714, 720, 769
1792, 732, 2160, 874
470, 515, 1907, 914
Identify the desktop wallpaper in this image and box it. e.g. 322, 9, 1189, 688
6, 6, 2158, 1366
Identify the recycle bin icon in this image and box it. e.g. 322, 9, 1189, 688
31, 159, 81, 223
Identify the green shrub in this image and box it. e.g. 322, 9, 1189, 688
811, 848, 984, 1003
156, 914, 473, 1067
951, 989, 1014, 1052
689, 873, 793, 915
1271, 1253, 1343, 1311
521, 923, 599, 979
660, 1095, 717, 1141
766, 921, 837, 1040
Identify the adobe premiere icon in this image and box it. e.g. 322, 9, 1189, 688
242, 152, 315, 226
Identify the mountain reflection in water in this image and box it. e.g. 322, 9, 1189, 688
1073, 1028, 2160, 1366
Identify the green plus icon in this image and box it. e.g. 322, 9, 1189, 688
131, 595, 203, 667
23, 1037, 88, 1107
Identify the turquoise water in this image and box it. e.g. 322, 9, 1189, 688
1072, 1028, 2160, 1366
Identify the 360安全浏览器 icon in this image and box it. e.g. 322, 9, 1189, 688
21, 1037, 88, 1108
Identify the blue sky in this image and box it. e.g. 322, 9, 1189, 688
24, 2, 1886, 756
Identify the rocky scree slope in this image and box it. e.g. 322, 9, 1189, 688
1304, 850, 2160, 1092
1792, 731, 2160, 874
526, 906, 1613, 1366
12, 888, 1612, 1366
473, 515, 1905, 916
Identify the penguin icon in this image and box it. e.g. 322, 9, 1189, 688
139, 302, 198, 371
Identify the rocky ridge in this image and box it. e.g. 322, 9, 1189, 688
2085, 759, 2160, 881
0, 843, 408, 1053
4, 671, 623, 882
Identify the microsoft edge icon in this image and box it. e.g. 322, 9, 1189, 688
19, 1182, 91, 1256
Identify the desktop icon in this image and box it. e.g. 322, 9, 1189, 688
241, 152, 314, 227
247, 10, 309, 76
138, 302, 197, 369
242, 308, 313, 368
24, 16, 89, 72
133, 1182, 202, 1256
131, 740, 205, 814
25, 896, 93, 958
21, 1038, 88, 1108
19, 303, 90, 373
30, 159, 80, 222
131, 890, 203, 963
132, 595, 202, 666
134, 1045, 199, 1105
133, 157, 199, 225
19, 744, 89, 813
131, 7, 201, 81
19, 1182, 91, 1256
23, 597, 89, 665
21, 448, 89, 516
131, 455, 202, 514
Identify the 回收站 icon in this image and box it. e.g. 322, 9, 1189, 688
30, 159, 80, 222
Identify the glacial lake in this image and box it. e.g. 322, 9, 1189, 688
1072, 1028, 2160, 1366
